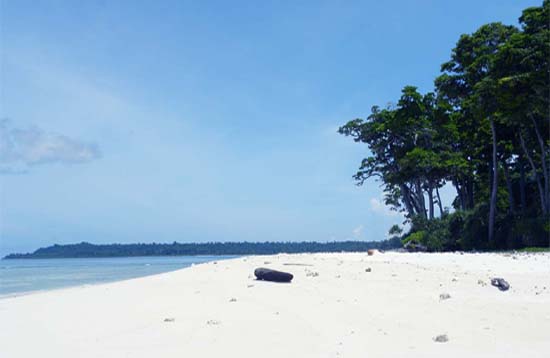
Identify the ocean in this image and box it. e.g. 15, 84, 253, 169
0, 255, 236, 297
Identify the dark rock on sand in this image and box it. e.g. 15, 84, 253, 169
491, 278, 510, 291
254, 268, 294, 283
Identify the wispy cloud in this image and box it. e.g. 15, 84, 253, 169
369, 197, 399, 217
0, 119, 101, 174
352, 224, 364, 238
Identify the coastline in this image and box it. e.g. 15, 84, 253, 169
0, 255, 236, 297
1, 252, 549, 357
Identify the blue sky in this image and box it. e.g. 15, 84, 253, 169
0, 0, 539, 255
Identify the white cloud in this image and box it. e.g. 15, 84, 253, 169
352, 224, 364, 238
369, 197, 399, 217
0, 119, 101, 174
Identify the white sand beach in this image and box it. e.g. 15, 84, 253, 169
1, 252, 550, 357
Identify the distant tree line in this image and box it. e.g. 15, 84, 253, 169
3, 239, 402, 259
339, 1, 549, 251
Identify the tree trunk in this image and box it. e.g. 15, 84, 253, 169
410, 192, 423, 217
412, 181, 426, 218
531, 115, 549, 213
428, 185, 434, 220
488, 120, 498, 245
468, 180, 475, 208
436, 186, 444, 217
502, 160, 515, 214
452, 178, 466, 211
400, 184, 416, 218
520, 131, 547, 215
519, 156, 527, 215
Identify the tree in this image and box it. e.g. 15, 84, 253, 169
435, 23, 519, 244
494, 1, 550, 217
339, 87, 454, 222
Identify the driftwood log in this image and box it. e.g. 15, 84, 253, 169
254, 268, 293, 283
491, 278, 510, 291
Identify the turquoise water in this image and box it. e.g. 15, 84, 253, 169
0, 256, 236, 297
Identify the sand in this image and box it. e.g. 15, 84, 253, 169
1, 252, 549, 357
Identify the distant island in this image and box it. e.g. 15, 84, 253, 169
3, 239, 402, 259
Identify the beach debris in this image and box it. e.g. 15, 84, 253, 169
367, 249, 378, 256
229, 298, 237, 302
206, 319, 221, 325
264, 261, 271, 265
491, 278, 510, 291
433, 334, 449, 343
305, 269, 319, 277
477, 279, 487, 287
164, 317, 175, 323
365, 267, 372, 272
254, 267, 294, 283
247, 284, 254, 288
439, 293, 451, 301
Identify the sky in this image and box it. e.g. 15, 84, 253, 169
0, 0, 540, 255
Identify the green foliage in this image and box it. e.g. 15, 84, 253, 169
518, 247, 550, 253
403, 214, 461, 251
460, 205, 490, 250
388, 224, 403, 236
403, 230, 426, 245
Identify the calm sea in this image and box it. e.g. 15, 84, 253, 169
0, 255, 236, 297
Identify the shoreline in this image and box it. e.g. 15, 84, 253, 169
0, 255, 238, 298
0, 256, 245, 300
1, 252, 549, 357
